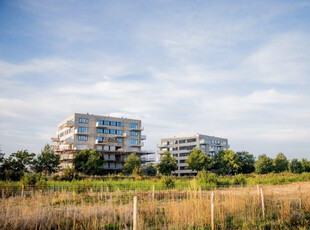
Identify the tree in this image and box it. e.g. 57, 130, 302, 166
290, 158, 302, 173
255, 154, 274, 174
73, 149, 105, 175
1, 150, 36, 181
301, 158, 310, 172
157, 151, 177, 175
273, 153, 289, 173
143, 163, 157, 176
236, 151, 255, 174
214, 150, 241, 175
122, 153, 142, 175
186, 148, 214, 171
34, 144, 60, 175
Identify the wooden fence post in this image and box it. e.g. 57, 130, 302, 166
260, 188, 265, 219
21, 185, 24, 197
133, 196, 138, 230
152, 185, 155, 201
211, 191, 215, 230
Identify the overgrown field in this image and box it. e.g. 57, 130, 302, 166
1, 181, 310, 229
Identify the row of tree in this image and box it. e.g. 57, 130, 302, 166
0, 145, 60, 181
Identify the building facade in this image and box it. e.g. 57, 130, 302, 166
158, 134, 229, 176
51, 113, 148, 171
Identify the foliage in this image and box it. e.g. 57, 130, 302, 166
236, 151, 255, 174
34, 144, 60, 175
301, 158, 310, 172
143, 163, 157, 176
161, 176, 175, 189
73, 149, 105, 175
60, 168, 81, 181
273, 153, 289, 173
290, 159, 302, 173
232, 174, 247, 185
122, 153, 142, 175
255, 154, 274, 174
186, 148, 214, 171
21, 173, 47, 187
197, 169, 218, 187
214, 150, 241, 175
0, 150, 36, 181
157, 151, 178, 175
132, 166, 143, 177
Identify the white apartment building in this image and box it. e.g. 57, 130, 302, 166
158, 134, 229, 176
51, 113, 149, 171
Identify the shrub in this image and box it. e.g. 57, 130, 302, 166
232, 174, 247, 185
197, 169, 218, 186
21, 173, 47, 187
161, 176, 175, 189
60, 168, 80, 181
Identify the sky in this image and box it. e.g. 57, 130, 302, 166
0, 0, 310, 159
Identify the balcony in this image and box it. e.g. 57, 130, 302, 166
157, 143, 168, 148
95, 139, 119, 145
64, 120, 74, 128
130, 126, 144, 131
199, 139, 208, 144
96, 121, 108, 128
141, 135, 147, 140
74, 129, 89, 135
130, 142, 144, 147
115, 133, 127, 138
63, 138, 73, 145
51, 137, 59, 142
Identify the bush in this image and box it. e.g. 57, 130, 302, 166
161, 176, 175, 189
197, 169, 218, 187
60, 168, 80, 181
21, 173, 47, 187
232, 174, 247, 185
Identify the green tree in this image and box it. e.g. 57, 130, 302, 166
73, 149, 105, 175
186, 148, 214, 171
122, 153, 142, 175
236, 151, 255, 174
143, 163, 157, 176
1, 150, 36, 181
255, 154, 274, 174
273, 153, 289, 173
34, 144, 60, 175
301, 158, 310, 172
157, 151, 177, 175
290, 158, 302, 173
214, 150, 241, 175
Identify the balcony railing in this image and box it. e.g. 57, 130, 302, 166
130, 142, 144, 147
63, 138, 73, 145
64, 120, 74, 128
96, 121, 109, 128
130, 126, 144, 131
115, 133, 127, 138
95, 139, 119, 145
141, 135, 147, 140
51, 137, 59, 142
157, 143, 168, 148
74, 129, 89, 135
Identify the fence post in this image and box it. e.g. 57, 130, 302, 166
152, 185, 155, 201
211, 191, 215, 230
133, 196, 138, 230
21, 185, 24, 197
260, 188, 265, 219
256, 184, 260, 196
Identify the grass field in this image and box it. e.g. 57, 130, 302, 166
1, 180, 310, 229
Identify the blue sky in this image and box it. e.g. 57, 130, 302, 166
0, 0, 310, 159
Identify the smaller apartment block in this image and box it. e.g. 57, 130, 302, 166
158, 134, 229, 176
51, 113, 150, 172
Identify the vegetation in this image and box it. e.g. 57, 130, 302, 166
73, 149, 105, 175
122, 153, 141, 175
34, 144, 60, 175
186, 147, 213, 171
157, 151, 177, 175
255, 154, 274, 174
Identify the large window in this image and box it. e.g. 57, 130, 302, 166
116, 130, 122, 135
78, 126, 88, 133
179, 160, 186, 163
179, 145, 196, 151
130, 123, 138, 129
117, 138, 123, 143
98, 120, 123, 127
79, 118, 89, 124
172, 153, 178, 157
78, 135, 88, 141
130, 131, 138, 136
130, 139, 138, 145
180, 152, 190, 157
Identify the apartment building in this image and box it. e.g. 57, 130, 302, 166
51, 113, 149, 172
158, 134, 229, 176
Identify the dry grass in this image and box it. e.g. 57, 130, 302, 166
1, 182, 310, 229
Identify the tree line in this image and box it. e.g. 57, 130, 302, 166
1, 145, 310, 181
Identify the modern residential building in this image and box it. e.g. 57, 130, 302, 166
158, 134, 229, 176
51, 113, 150, 172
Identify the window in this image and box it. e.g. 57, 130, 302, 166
110, 121, 116, 126
78, 135, 88, 141
79, 118, 88, 124
180, 152, 190, 157
179, 139, 186, 144
187, 138, 196, 143
130, 123, 138, 129
78, 126, 88, 133
97, 136, 103, 142
180, 166, 186, 170
104, 129, 109, 134
179, 160, 186, 163
174, 140, 178, 144
172, 153, 178, 157
130, 131, 138, 136
97, 128, 103, 133
117, 138, 123, 143
179, 145, 196, 151
172, 147, 178, 151
117, 122, 122, 127
130, 139, 138, 145
116, 130, 122, 135
104, 120, 109, 125
109, 129, 115, 134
